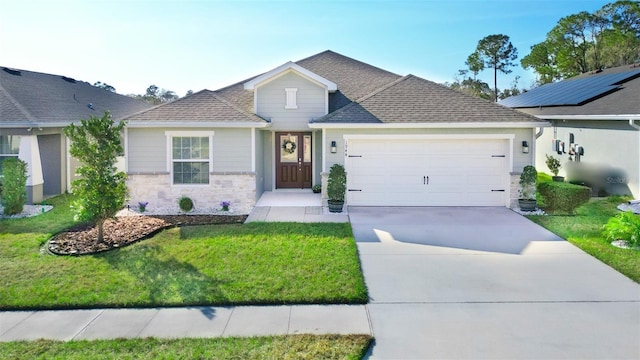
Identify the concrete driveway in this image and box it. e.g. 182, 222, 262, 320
350, 207, 640, 359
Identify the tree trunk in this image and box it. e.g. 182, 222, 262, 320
494, 66, 498, 102
97, 219, 105, 244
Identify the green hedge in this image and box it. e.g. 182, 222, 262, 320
538, 181, 591, 214
1, 158, 28, 215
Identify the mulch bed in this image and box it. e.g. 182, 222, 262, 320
47, 214, 248, 256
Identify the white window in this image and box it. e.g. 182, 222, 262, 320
0, 135, 20, 173
285, 88, 298, 109
166, 131, 214, 185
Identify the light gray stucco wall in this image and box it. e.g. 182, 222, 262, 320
536, 120, 639, 197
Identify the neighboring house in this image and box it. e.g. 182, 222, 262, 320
124, 50, 548, 213
0, 67, 151, 203
500, 64, 640, 198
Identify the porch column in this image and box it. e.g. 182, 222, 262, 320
18, 135, 44, 204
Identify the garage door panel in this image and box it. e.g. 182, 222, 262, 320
346, 138, 509, 207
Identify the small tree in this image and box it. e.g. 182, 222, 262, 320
1, 158, 28, 215
64, 112, 127, 243
545, 154, 562, 176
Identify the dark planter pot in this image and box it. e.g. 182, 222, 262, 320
552, 176, 565, 182
518, 199, 537, 212
327, 200, 344, 213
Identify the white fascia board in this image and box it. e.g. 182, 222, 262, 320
308, 122, 551, 129
536, 114, 640, 121
0, 122, 71, 128
343, 134, 515, 141
243, 62, 337, 92
126, 121, 270, 128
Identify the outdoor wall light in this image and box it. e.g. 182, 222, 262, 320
522, 141, 529, 154
330, 141, 337, 154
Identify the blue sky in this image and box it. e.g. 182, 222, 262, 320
1, 0, 610, 96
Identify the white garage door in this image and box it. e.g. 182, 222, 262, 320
346, 138, 509, 206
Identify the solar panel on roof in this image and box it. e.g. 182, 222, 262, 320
499, 69, 640, 108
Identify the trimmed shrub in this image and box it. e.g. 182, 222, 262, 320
537, 181, 591, 214
1, 158, 28, 215
178, 196, 194, 212
537, 172, 553, 184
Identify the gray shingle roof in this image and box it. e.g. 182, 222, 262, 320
313, 75, 542, 124
503, 64, 640, 116
121, 50, 543, 126
213, 50, 403, 115
0, 67, 151, 126
124, 90, 266, 123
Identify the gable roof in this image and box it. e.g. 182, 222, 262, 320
0, 67, 151, 127
123, 50, 545, 127
124, 90, 267, 126
213, 50, 402, 115
311, 75, 544, 125
501, 64, 640, 117
243, 61, 337, 91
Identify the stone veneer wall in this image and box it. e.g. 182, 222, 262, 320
509, 172, 522, 209
127, 172, 256, 214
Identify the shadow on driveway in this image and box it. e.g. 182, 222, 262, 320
349, 206, 563, 254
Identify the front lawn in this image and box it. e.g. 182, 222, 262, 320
527, 196, 640, 282
0, 195, 368, 309
0, 335, 373, 360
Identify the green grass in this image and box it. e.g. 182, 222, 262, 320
527, 196, 640, 283
0, 335, 373, 360
0, 195, 368, 309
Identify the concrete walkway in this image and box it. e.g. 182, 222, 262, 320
1, 305, 370, 341
246, 191, 348, 222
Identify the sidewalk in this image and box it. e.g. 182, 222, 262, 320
1, 305, 371, 341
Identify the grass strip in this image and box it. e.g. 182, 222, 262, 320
0, 335, 373, 360
527, 196, 640, 283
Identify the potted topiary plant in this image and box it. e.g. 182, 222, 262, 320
327, 164, 346, 213
518, 165, 537, 211
545, 154, 564, 182
312, 184, 322, 194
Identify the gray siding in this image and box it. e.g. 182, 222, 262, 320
255, 129, 265, 198
212, 128, 252, 172
127, 127, 252, 173
38, 134, 64, 196
261, 130, 274, 191
127, 128, 167, 172
256, 72, 327, 131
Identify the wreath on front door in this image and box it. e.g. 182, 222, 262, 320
282, 139, 297, 154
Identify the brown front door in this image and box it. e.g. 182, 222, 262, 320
276, 132, 312, 188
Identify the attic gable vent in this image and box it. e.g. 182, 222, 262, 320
2, 68, 21, 76
61, 76, 76, 83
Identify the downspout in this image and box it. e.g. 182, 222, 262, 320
631, 120, 640, 199
535, 127, 544, 139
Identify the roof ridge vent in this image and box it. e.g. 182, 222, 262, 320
61, 76, 76, 83
2, 68, 22, 76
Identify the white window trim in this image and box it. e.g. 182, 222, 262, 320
285, 88, 298, 109
165, 131, 214, 186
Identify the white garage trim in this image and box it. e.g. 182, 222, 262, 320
343, 134, 515, 140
